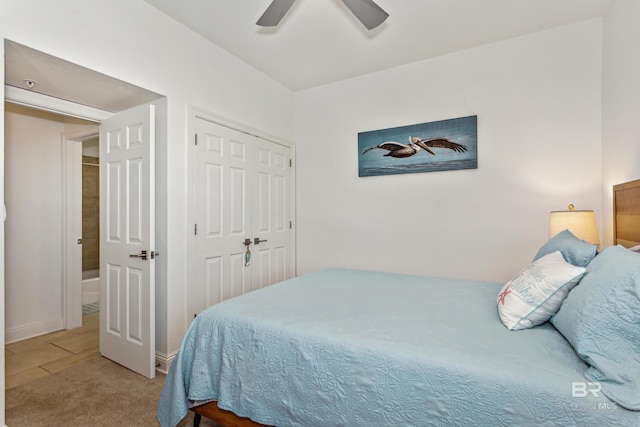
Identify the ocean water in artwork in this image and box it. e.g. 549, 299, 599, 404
358, 115, 478, 177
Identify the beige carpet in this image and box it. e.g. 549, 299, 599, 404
6, 355, 220, 426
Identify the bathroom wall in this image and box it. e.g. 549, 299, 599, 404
81, 150, 99, 272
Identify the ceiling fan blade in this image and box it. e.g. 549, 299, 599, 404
341, 0, 389, 30
256, 0, 296, 27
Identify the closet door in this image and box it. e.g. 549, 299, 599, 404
192, 118, 293, 317
251, 138, 292, 290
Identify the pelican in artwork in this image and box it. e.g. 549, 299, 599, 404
362, 136, 467, 158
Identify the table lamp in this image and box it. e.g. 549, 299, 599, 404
549, 204, 600, 247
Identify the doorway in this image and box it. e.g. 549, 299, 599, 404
4, 40, 165, 378
80, 136, 100, 314
4, 103, 99, 342
63, 129, 102, 331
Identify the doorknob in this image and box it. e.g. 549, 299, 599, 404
130, 250, 148, 260
253, 237, 268, 245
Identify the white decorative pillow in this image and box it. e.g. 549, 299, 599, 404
497, 251, 586, 331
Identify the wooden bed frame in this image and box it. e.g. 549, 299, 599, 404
189, 179, 640, 427
191, 401, 268, 427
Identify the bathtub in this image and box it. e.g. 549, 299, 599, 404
82, 269, 100, 305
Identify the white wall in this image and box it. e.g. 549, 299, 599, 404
5, 104, 66, 341
294, 19, 603, 282
1, 1, 294, 423
4, 104, 97, 343
602, 0, 640, 246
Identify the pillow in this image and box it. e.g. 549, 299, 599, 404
628, 244, 640, 253
534, 229, 597, 267
497, 251, 586, 331
551, 245, 640, 410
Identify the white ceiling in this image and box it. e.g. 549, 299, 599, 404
4, 40, 162, 114
3, 0, 614, 113
142, 0, 614, 91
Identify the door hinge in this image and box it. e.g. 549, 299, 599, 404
289, 220, 292, 229
289, 159, 292, 168
195, 134, 198, 145
194, 224, 198, 235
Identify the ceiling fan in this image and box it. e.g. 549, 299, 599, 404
257, 0, 389, 30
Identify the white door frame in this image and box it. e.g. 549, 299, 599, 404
5, 85, 114, 122
186, 106, 297, 326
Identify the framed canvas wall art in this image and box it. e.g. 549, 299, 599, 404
358, 115, 477, 177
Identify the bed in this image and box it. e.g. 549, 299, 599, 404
158, 180, 640, 427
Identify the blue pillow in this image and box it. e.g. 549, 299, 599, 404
550, 245, 640, 410
534, 229, 597, 267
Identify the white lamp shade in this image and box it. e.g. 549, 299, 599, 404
549, 209, 600, 246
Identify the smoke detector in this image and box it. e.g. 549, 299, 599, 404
24, 79, 37, 89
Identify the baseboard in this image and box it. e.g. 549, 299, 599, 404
81, 291, 100, 305
155, 350, 178, 374
5, 317, 64, 344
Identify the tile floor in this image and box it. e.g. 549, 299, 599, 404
5, 312, 100, 390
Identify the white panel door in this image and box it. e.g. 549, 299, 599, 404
193, 119, 250, 313
251, 139, 291, 290
192, 118, 292, 317
100, 103, 156, 378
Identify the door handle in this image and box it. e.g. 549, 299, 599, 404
130, 250, 148, 260
253, 238, 268, 245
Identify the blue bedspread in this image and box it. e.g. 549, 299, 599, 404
158, 268, 639, 426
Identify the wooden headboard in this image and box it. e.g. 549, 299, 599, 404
613, 178, 640, 248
